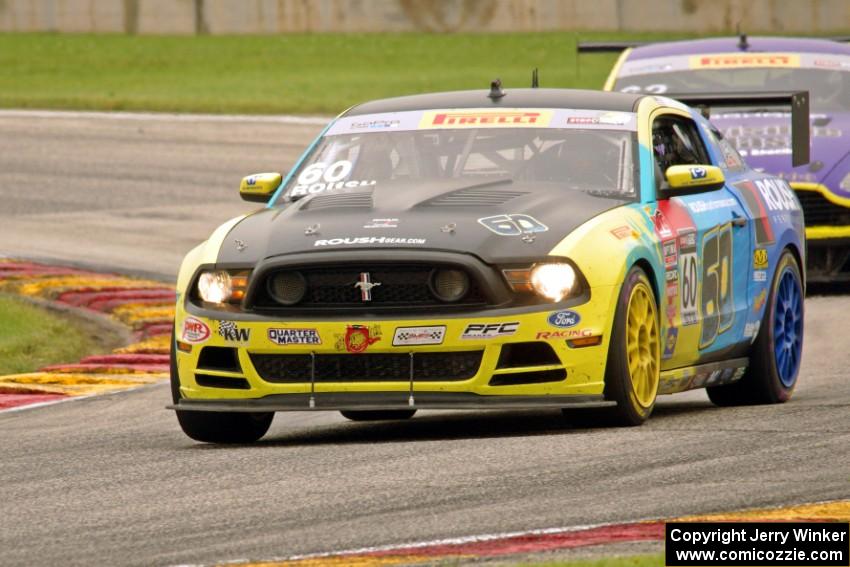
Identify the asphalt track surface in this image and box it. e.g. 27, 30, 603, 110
1, 112, 848, 566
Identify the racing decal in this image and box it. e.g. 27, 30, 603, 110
268, 328, 321, 346
744, 321, 761, 341
753, 249, 769, 270
689, 167, 707, 179
392, 326, 446, 346
478, 214, 548, 236
663, 240, 677, 268
698, 222, 734, 349
754, 178, 799, 212
663, 327, 679, 360
218, 321, 250, 342
421, 109, 552, 129
753, 289, 767, 313
754, 270, 768, 282
687, 198, 737, 214
565, 111, 632, 127
181, 317, 210, 344
689, 53, 800, 69
734, 180, 775, 245
313, 237, 426, 247
335, 325, 381, 353
652, 209, 673, 238
363, 218, 398, 229
290, 159, 377, 197
535, 329, 593, 340
679, 230, 699, 326
460, 322, 518, 340
548, 310, 581, 328
610, 225, 635, 239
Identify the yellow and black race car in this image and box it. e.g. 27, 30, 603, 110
170, 85, 808, 443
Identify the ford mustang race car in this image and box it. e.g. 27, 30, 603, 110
582, 35, 850, 282
169, 85, 807, 443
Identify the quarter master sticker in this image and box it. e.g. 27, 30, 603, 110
268, 328, 321, 345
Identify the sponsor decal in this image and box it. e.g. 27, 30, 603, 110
392, 326, 446, 346
363, 218, 398, 229
350, 119, 400, 130
478, 214, 548, 236
753, 289, 767, 312
652, 209, 673, 238
754, 178, 799, 212
754, 270, 767, 282
753, 249, 769, 270
548, 310, 581, 328
663, 239, 678, 268
744, 320, 761, 341
678, 229, 699, 326
234, 238, 247, 252
314, 237, 426, 247
690, 53, 799, 69
268, 328, 321, 346
610, 225, 635, 239
181, 317, 210, 344
663, 327, 679, 359
246, 176, 257, 186
290, 159, 377, 197
687, 198, 737, 214
353, 272, 381, 301
536, 329, 593, 339
566, 111, 631, 126
218, 320, 250, 342
689, 166, 707, 180
461, 322, 519, 340
335, 324, 381, 353
420, 109, 552, 129
705, 369, 724, 386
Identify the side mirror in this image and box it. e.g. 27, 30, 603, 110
239, 173, 282, 203
662, 164, 725, 195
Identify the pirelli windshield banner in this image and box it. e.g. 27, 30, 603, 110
326, 108, 638, 136
618, 52, 850, 78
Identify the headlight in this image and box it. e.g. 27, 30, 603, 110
198, 271, 232, 303
530, 263, 577, 302
196, 270, 249, 305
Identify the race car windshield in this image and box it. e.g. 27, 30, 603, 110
614, 68, 850, 112
278, 128, 637, 203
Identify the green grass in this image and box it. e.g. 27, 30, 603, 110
519, 553, 663, 567
0, 296, 102, 375
0, 32, 700, 115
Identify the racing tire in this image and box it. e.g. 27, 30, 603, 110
170, 330, 274, 444
602, 266, 661, 426
707, 249, 803, 406
340, 410, 417, 421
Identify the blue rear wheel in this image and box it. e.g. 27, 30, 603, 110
707, 249, 803, 406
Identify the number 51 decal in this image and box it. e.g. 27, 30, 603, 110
699, 222, 735, 349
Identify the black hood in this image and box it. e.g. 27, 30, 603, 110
217, 181, 628, 266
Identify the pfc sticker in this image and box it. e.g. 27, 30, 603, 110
461, 322, 518, 340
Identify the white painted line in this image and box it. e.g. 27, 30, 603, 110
0, 109, 331, 126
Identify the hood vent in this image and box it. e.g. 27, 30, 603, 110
421, 188, 528, 207
301, 191, 373, 211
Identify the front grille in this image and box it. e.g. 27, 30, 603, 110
795, 190, 850, 226
250, 351, 483, 383
253, 264, 488, 310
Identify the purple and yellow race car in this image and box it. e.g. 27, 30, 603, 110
581, 35, 850, 282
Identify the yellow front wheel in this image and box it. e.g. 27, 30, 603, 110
604, 266, 660, 425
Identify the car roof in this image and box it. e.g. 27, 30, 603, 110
628, 36, 850, 60
344, 88, 645, 116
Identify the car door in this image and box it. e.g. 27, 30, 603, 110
652, 113, 753, 367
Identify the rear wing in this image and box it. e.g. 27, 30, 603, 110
667, 91, 810, 167
577, 36, 850, 54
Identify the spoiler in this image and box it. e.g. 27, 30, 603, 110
578, 36, 850, 54
667, 91, 810, 167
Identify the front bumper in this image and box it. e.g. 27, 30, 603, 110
171, 287, 619, 410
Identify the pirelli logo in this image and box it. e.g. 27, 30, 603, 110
690, 53, 800, 69
420, 109, 552, 129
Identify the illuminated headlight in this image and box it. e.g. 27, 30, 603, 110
198, 271, 233, 303
530, 263, 577, 302
841, 172, 850, 191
